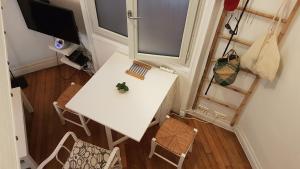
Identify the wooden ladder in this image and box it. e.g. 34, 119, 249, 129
193, 0, 300, 126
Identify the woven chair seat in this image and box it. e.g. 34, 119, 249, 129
57, 84, 82, 111
155, 118, 197, 155
63, 139, 111, 169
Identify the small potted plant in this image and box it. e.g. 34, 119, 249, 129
116, 82, 129, 93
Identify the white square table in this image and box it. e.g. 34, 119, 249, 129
66, 52, 177, 149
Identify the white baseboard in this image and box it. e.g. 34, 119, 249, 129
188, 112, 234, 132
12, 56, 59, 76
189, 111, 262, 169
234, 126, 262, 169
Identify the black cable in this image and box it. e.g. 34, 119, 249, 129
205, 0, 250, 95
78, 41, 94, 76
7, 62, 16, 80
9, 68, 16, 80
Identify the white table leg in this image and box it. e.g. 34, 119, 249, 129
21, 90, 33, 113
105, 126, 114, 150
149, 119, 160, 128
149, 138, 157, 158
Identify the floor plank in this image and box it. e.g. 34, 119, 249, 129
22, 65, 252, 169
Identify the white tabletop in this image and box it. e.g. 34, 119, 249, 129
66, 52, 177, 142
11, 87, 28, 158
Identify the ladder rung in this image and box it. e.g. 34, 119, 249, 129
205, 78, 248, 95
200, 96, 238, 111
241, 68, 254, 74
237, 7, 287, 23
219, 34, 252, 46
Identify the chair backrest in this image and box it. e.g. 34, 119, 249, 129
37, 132, 77, 169
37, 132, 122, 169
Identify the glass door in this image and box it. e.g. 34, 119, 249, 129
128, 0, 200, 64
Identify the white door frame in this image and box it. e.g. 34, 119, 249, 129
86, 0, 128, 45
127, 0, 200, 65
0, 0, 20, 168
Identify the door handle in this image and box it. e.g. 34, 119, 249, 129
127, 10, 143, 20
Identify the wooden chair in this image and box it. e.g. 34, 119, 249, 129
53, 82, 91, 136
37, 132, 122, 169
149, 116, 198, 169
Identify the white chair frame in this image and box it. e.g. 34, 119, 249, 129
105, 104, 163, 150
148, 116, 198, 169
53, 82, 91, 136
37, 132, 122, 169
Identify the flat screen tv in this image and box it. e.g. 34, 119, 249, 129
17, 0, 80, 44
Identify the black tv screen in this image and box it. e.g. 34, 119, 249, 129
17, 0, 80, 44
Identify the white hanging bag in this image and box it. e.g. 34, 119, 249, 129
240, 0, 290, 81
240, 34, 268, 71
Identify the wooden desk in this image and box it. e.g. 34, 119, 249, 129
66, 52, 177, 149
11, 87, 37, 169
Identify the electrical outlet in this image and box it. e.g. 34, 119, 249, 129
214, 111, 226, 119
197, 104, 209, 111
179, 110, 186, 116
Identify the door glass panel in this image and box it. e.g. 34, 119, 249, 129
138, 0, 189, 57
95, 0, 128, 37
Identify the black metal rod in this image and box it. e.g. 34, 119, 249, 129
9, 69, 16, 79
204, 0, 250, 95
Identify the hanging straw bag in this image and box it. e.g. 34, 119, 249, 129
240, 0, 290, 81
213, 49, 240, 86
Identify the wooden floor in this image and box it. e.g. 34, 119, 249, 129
22, 65, 252, 169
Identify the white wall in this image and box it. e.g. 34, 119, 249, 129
2, 0, 55, 71
236, 7, 300, 169
0, 1, 20, 168
2, 0, 86, 75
